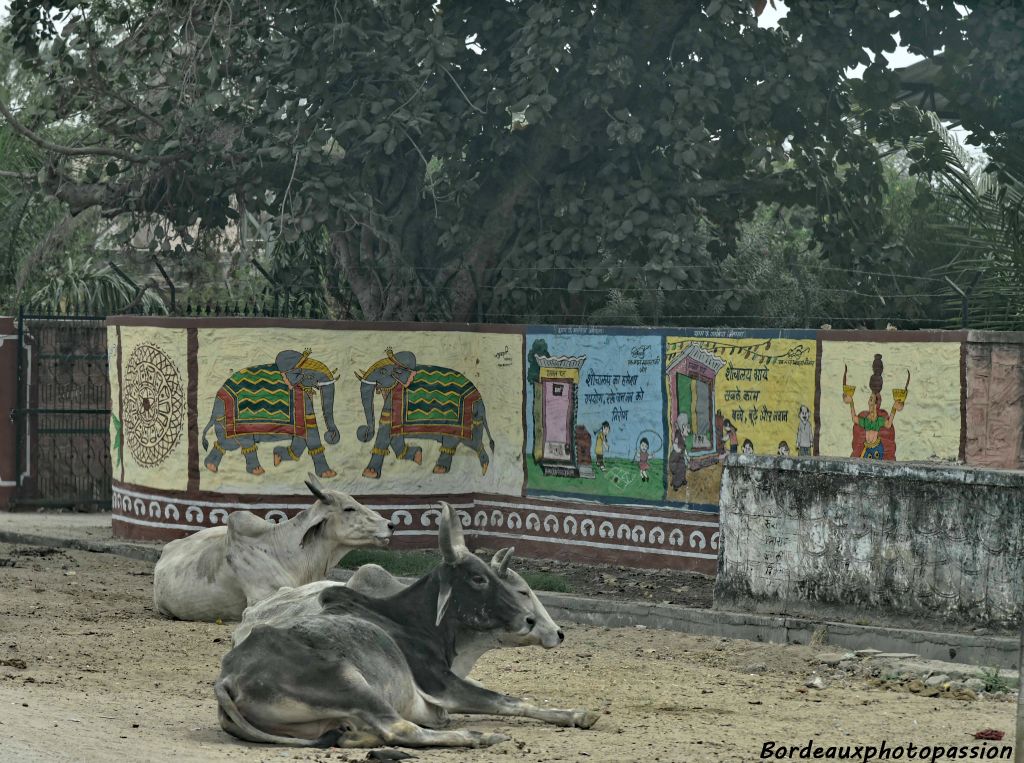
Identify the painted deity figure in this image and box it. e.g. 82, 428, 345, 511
844, 354, 906, 461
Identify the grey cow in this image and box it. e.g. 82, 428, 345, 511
232, 547, 564, 681
215, 504, 599, 748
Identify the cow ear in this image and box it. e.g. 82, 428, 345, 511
490, 546, 514, 578
300, 517, 328, 548
435, 578, 452, 627
305, 474, 328, 503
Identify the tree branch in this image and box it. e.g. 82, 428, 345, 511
0, 169, 35, 180
0, 99, 181, 163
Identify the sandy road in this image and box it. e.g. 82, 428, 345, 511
0, 542, 1015, 762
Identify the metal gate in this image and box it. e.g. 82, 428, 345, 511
13, 309, 111, 509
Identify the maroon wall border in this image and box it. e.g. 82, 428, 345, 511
186, 328, 199, 492
116, 324, 125, 483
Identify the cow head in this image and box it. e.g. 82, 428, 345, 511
434, 503, 533, 636
489, 547, 564, 649
301, 474, 393, 549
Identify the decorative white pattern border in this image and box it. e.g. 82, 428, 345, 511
111, 486, 720, 561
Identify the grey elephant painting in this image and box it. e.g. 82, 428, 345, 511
355, 349, 495, 479
202, 349, 341, 477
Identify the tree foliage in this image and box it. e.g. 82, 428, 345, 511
3, 1, 1021, 325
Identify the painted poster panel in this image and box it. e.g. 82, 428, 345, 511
664, 331, 817, 510
818, 340, 961, 461
524, 328, 665, 505
116, 326, 189, 491
197, 328, 524, 496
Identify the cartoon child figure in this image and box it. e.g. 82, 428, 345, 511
594, 421, 611, 471
637, 437, 651, 482
777, 441, 790, 457
723, 420, 739, 453
742, 439, 754, 455
796, 404, 813, 456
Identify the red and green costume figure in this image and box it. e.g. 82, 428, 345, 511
843, 355, 906, 461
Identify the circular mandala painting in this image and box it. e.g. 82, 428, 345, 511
123, 343, 185, 468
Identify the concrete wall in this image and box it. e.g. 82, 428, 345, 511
715, 455, 1024, 628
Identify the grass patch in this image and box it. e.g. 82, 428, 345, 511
979, 666, 1012, 694
339, 548, 439, 578
520, 572, 572, 593
339, 549, 572, 593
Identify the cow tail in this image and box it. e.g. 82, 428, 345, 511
215, 678, 332, 747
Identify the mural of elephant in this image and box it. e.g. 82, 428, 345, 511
355, 349, 494, 479
202, 349, 340, 477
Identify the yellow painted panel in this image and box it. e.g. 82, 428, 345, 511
116, 326, 189, 491
818, 341, 961, 461
196, 328, 524, 497
665, 335, 817, 505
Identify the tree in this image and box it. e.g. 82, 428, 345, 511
3, 1, 1014, 325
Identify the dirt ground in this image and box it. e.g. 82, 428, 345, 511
0, 542, 1016, 763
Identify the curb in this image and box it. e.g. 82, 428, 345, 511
2, 528, 1019, 671
0, 529, 161, 564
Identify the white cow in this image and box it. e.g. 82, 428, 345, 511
153, 475, 392, 621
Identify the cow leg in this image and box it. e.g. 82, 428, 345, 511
273, 436, 307, 467
390, 435, 423, 465
332, 673, 506, 749
433, 677, 599, 729
433, 436, 458, 474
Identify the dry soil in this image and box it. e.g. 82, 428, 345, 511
0, 542, 1015, 763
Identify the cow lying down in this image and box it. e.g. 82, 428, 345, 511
215, 503, 598, 748
232, 546, 564, 681
153, 475, 392, 621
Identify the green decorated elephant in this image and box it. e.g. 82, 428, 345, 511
202, 349, 340, 477
354, 349, 494, 479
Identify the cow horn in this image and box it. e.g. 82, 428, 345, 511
305, 473, 328, 503
353, 369, 366, 382
437, 502, 465, 564
491, 546, 514, 577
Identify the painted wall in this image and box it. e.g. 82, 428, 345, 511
663, 330, 818, 512
818, 338, 963, 462
964, 333, 1024, 470
104, 318, 1022, 572
715, 456, 1024, 629
524, 328, 665, 506
195, 327, 524, 498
